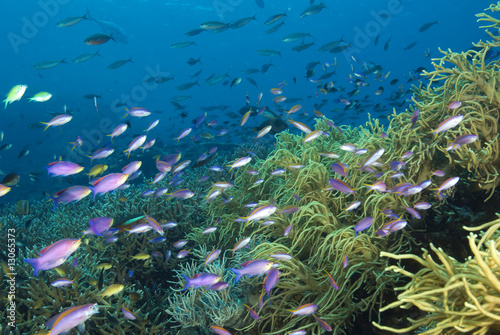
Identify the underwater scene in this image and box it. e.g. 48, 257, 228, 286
2, 0, 500, 334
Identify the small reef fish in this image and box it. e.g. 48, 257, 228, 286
45, 303, 98, 335
88, 147, 114, 162
83, 217, 113, 236
181, 273, 221, 291
130, 253, 150, 260
326, 179, 356, 195
166, 189, 195, 200
431, 176, 460, 197
123, 135, 147, 158
50, 278, 75, 287
46, 161, 84, 177
314, 315, 333, 331
263, 268, 280, 303
122, 161, 142, 175
41, 114, 72, 131
353, 217, 373, 237
122, 306, 137, 320
0, 184, 11, 197
28, 91, 52, 102
89, 173, 129, 199
324, 270, 339, 290
107, 123, 128, 141
230, 259, 274, 283
97, 284, 124, 300
24, 239, 82, 276
210, 325, 232, 335
86, 164, 108, 179
123, 107, 151, 117
49, 186, 92, 210
33, 59, 66, 70
227, 156, 252, 171
203, 249, 222, 267
429, 115, 464, 139
174, 128, 192, 142
231, 237, 251, 254
84, 33, 114, 45
56, 13, 88, 27
288, 303, 318, 316
244, 304, 259, 320
3, 84, 27, 108
239, 205, 277, 225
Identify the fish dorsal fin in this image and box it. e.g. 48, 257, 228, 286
91, 176, 106, 186
53, 187, 71, 197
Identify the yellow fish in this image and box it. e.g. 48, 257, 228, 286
86, 164, 108, 179
3, 84, 28, 109
130, 253, 150, 260
98, 284, 124, 301
54, 266, 66, 277
95, 263, 112, 270
28, 91, 52, 102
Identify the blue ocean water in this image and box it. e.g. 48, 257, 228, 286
0, 0, 489, 202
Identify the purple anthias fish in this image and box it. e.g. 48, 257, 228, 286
89, 147, 114, 162
377, 216, 407, 236
326, 179, 356, 194
181, 273, 221, 291
432, 177, 460, 197
46, 161, 84, 177
124, 107, 151, 117
167, 189, 195, 200
331, 163, 349, 179
359, 148, 384, 171
230, 259, 275, 283
192, 112, 207, 128
263, 268, 280, 304
429, 115, 464, 139
161, 153, 182, 166
353, 217, 373, 237
24, 239, 82, 276
404, 206, 421, 219
50, 186, 92, 210
410, 109, 419, 129
122, 161, 142, 175
45, 303, 98, 335
445, 134, 478, 151
175, 128, 192, 142
124, 135, 147, 158
83, 217, 113, 236
89, 173, 129, 199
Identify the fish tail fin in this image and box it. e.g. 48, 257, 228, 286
49, 196, 59, 211
23, 258, 41, 276
230, 268, 243, 283
61, 58, 67, 64
3, 99, 8, 109
181, 274, 191, 291
40, 122, 49, 131
89, 186, 97, 201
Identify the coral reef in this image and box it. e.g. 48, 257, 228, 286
373, 216, 500, 335
2, 3, 500, 335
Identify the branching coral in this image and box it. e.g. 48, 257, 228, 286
373, 217, 500, 334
